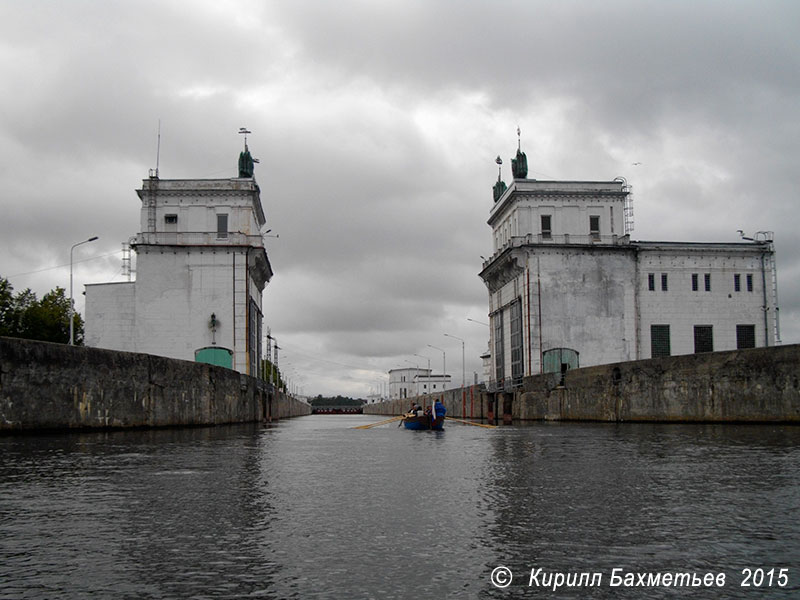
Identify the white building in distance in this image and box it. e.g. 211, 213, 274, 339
388, 367, 452, 400
85, 143, 273, 376
479, 143, 779, 392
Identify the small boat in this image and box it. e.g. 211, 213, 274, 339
401, 413, 445, 430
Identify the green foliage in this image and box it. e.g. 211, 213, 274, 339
310, 395, 366, 407
0, 277, 83, 344
260, 359, 285, 389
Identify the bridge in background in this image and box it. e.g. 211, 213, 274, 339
312, 405, 363, 414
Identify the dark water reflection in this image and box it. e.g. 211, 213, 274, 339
1, 418, 798, 598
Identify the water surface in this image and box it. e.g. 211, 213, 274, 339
1, 416, 798, 598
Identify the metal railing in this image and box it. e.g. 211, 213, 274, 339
485, 376, 524, 393
485, 233, 631, 268
132, 231, 265, 247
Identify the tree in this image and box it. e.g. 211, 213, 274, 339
0, 277, 84, 344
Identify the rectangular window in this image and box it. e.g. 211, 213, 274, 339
248, 299, 262, 377
736, 324, 756, 349
164, 214, 177, 224
694, 325, 714, 353
589, 215, 600, 239
692, 273, 699, 291
510, 301, 524, 385
661, 273, 668, 291
648, 273, 655, 291
217, 214, 228, 239
651, 325, 671, 358
494, 312, 505, 385
734, 274, 741, 292
704, 273, 711, 292
747, 274, 754, 292
541, 215, 552, 239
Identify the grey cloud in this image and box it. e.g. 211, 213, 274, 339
2, 0, 798, 395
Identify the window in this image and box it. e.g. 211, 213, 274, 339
217, 214, 228, 239
494, 312, 504, 384
734, 274, 741, 292
736, 324, 756, 349
249, 300, 262, 377
589, 215, 600, 239
541, 215, 552, 239
694, 325, 713, 353
164, 214, 177, 224
510, 301, 524, 385
704, 273, 711, 292
747, 274, 754, 292
661, 273, 668, 291
692, 273, 699, 291
648, 273, 655, 291
651, 325, 671, 358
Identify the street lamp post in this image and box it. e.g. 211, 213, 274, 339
444, 333, 465, 388
467, 318, 489, 327
427, 344, 446, 390
69, 236, 98, 346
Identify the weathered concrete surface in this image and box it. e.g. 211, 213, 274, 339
365, 345, 800, 423
535, 344, 800, 423
0, 337, 310, 431
364, 384, 491, 420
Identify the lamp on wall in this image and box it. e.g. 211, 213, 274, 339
209, 313, 218, 345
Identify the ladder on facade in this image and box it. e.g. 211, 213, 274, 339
623, 184, 634, 235
768, 250, 781, 343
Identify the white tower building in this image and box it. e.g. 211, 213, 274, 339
85, 141, 273, 376
480, 141, 778, 392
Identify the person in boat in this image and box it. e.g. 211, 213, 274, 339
433, 399, 446, 418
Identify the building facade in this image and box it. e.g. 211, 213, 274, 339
388, 367, 452, 400
85, 149, 273, 376
479, 150, 779, 392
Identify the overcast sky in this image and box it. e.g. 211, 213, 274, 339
1, 1, 798, 397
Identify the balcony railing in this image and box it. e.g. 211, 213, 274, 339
485, 376, 524, 393
485, 233, 630, 268
132, 231, 265, 247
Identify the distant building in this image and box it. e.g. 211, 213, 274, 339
85, 143, 273, 376
388, 367, 452, 400
479, 144, 779, 392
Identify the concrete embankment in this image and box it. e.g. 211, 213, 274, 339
364, 383, 490, 420
0, 337, 310, 431
365, 345, 800, 423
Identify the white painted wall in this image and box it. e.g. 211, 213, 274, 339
85, 177, 271, 376
482, 179, 777, 388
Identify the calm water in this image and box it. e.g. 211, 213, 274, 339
1, 416, 798, 599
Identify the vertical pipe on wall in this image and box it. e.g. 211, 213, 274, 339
245, 250, 250, 375
232, 251, 236, 369
537, 256, 543, 373
526, 264, 532, 376
761, 250, 769, 346
633, 245, 641, 360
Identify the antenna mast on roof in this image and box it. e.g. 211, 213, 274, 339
149, 120, 161, 178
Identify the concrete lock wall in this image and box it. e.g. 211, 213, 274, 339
364, 385, 492, 420
0, 337, 311, 431
365, 345, 800, 423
